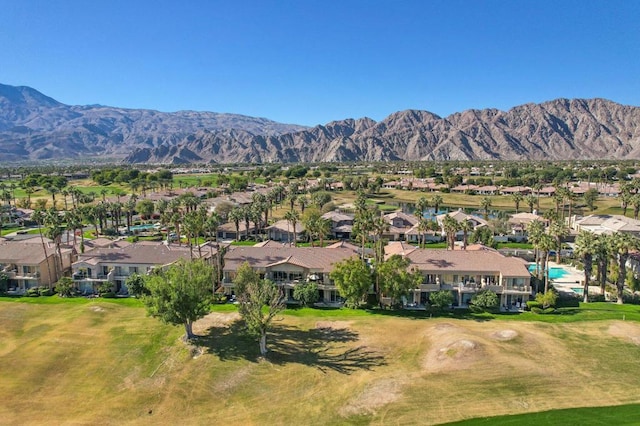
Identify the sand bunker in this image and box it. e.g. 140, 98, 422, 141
607, 321, 640, 345
490, 329, 519, 341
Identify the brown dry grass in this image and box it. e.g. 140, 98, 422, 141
1, 302, 640, 425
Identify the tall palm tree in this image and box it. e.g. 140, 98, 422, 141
480, 196, 492, 220
538, 233, 556, 294
415, 196, 429, 220
284, 210, 300, 246
549, 219, 569, 263
460, 219, 474, 250
511, 193, 523, 214
353, 206, 374, 259
574, 230, 597, 303
316, 217, 330, 247
594, 233, 610, 296
443, 215, 459, 250
431, 195, 444, 215
43, 208, 64, 282
32, 209, 53, 288
527, 219, 545, 283
228, 207, 243, 242
609, 232, 637, 304
525, 194, 536, 213
417, 218, 430, 248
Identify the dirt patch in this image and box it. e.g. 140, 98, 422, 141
192, 312, 240, 334
424, 338, 484, 373
490, 329, 519, 341
213, 365, 252, 394
340, 377, 406, 416
89, 306, 105, 313
315, 320, 352, 329
607, 321, 640, 345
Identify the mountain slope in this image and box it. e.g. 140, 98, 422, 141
126, 98, 640, 163
1, 83, 639, 163
0, 83, 307, 161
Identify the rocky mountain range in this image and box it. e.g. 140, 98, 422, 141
1, 83, 639, 164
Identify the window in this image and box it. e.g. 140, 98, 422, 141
129, 266, 138, 274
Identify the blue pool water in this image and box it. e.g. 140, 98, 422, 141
130, 224, 156, 231
571, 287, 584, 295
528, 264, 568, 280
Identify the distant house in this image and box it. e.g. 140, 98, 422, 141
0, 238, 72, 293
435, 210, 488, 240
265, 219, 306, 243
322, 211, 354, 239
383, 211, 418, 241
403, 248, 531, 309
72, 241, 214, 295
221, 245, 359, 304
572, 214, 640, 237
507, 212, 548, 241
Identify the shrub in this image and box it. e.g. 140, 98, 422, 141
470, 290, 499, 313
100, 292, 116, 298
56, 277, 75, 297
531, 306, 556, 315
293, 282, 319, 307
38, 287, 53, 296
429, 290, 454, 311
526, 300, 542, 310
26, 287, 40, 297
213, 292, 227, 304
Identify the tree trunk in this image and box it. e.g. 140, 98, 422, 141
259, 330, 267, 356
583, 255, 591, 303
617, 256, 627, 305
184, 320, 194, 340
544, 252, 550, 294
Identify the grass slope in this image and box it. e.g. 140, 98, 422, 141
1, 301, 640, 425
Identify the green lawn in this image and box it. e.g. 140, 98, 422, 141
1, 298, 640, 424
440, 403, 640, 425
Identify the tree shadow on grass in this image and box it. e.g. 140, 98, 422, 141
198, 321, 386, 374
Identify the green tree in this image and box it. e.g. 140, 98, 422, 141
233, 262, 285, 356
376, 255, 422, 306
55, 277, 75, 297
329, 257, 372, 308
470, 289, 499, 312
429, 290, 454, 311
293, 281, 319, 307
431, 194, 443, 214
535, 291, 558, 309
142, 259, 214, 340
126, 273, 149, 298
480, 196, 492, 220
583, 188, 599, 211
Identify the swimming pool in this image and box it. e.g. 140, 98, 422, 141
528, 264, 568, 280
130, 224, 157, 231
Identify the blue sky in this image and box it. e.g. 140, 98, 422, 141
1, 0, 639, 126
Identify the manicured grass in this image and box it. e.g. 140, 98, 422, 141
1, 299, 640, 424
496, 242, 533, 249
440, 403, 640, 425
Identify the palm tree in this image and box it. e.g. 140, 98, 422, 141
32, 209, 53, 287
417, 218, 430, 248
632, 195, 640, 220
460, 219, 474, 250
316, 217, 330, 247
353, 206, 374, 259
538, 233, 556, 294
574, 230, 597, 303
549, 219, 569, 263
480, 196, 492, 220
511, 193, 523, 214
431, 195, 443, 215
443, 215, 459, 250
229, 207, 243, 242
609, 232, 637, 304
527, 219, 545, 284
284, 210, 300, 246
43, 208, 64, 282
415, 196, 429, 220
594, 234, 610, 296
524, 194, 536, 214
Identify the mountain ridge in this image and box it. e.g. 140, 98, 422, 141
1, 83, 639, 163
